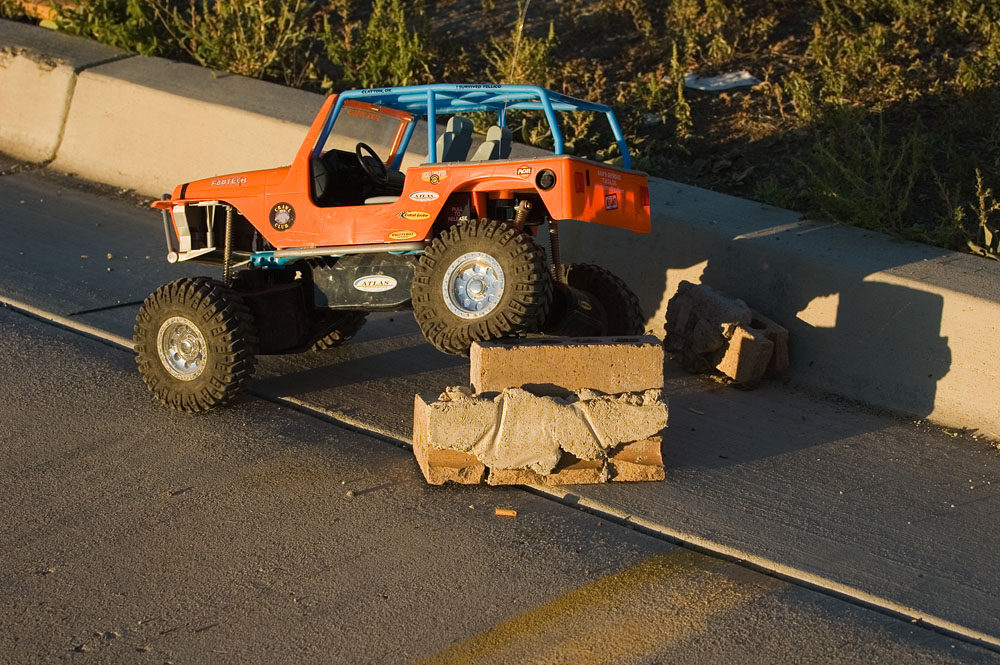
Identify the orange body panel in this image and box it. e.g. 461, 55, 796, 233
158, 94, 650, 253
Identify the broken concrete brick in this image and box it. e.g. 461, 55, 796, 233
547, 454, 609, 485
714, 325, 774, 384
665, 281, 752, 354
423, 392, 498, 453
487, 467, 545, 486
576, 390, 669, 449
413, 387, 669, 486
689, 317, 727, 355
751, 310, 790, 376
487, 455, 610, 486
475, 389, 578, 475
609, 437, 665, 482
470, 336, 664, 396
413, 394, 487, 485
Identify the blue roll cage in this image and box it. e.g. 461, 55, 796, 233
314, 83, 633, 171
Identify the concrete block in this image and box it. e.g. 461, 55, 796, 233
412, 394, 485, 485
470, 336, 664, 396
487, 455, 610, 486
576, 390, 668, 449
751, 310, 790, 376
423, 392, 498, 454
0, 19, 125, 161
665, 281, 752, 354
609, 438, 665, 482
714, 325, 774, 384
475, 389, 566, 475
412, 387, 668, 485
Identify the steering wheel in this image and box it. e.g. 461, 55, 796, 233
356, 142, 389, 186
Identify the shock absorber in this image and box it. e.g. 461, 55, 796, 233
513, 199, 532, 230
223, 204, 234, 286
548, 218, 564, 283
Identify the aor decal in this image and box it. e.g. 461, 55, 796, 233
353, 275, 398, 293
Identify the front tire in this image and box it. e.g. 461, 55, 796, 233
412, 218, 552, 355
134, 277, 257, 412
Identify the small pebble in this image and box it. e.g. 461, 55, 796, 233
345, 490, 355, 498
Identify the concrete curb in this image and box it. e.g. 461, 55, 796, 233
0, 19, 126, 162
2, 17, 998, 436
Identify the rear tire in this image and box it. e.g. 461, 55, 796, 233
564, 263, 645, 335
312, 311, 368, 350
134, 277, 257, 412
412, 218, 552, 355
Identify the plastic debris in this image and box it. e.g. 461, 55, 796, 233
495, 508, 517, 517
684, 71, 761, 91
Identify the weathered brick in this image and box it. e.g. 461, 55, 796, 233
609, 437, 665, 482
751, 310, 790, 376
470, 336, 664, 396
412, 394, 486, 485
487, 455, 610, 486
714, 325, 774, 384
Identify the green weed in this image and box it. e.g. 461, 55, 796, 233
323, 0, 434, 89
150, 0, 316, 85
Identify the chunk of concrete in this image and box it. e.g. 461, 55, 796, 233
714, 325, 774, 384
751, 310, 790, 376
422, 392, 498, 453
475, 389, 574, 475
609, 437, 665, 482
0, 19, 126, 162
470, 336, 664, 396
413, 386, 668, 485
576, 390, 669, 449
412, 394, 486, 485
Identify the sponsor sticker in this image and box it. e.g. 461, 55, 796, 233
421, 170, 448, 185
389, 230, 418, 240
269, 202, 295, 231
353, 275, 398, 292
211, 176, 247, 186
604, 193, 619, 211
516, 166, 533, 177
399, 210, 431, 221
408, 190, 440, 202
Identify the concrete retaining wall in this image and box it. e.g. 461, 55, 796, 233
2, 17, 999, 436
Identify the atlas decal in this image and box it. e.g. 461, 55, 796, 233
408, 190, 440, 202
353, 275, 398, 292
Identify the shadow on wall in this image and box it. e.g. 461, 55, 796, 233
559, 185, 951, 421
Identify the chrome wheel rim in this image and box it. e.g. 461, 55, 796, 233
442, 252, 505, 319
157, 316, 207, 381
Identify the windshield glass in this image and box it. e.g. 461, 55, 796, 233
318, 101, 410, 165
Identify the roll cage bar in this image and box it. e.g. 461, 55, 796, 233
315, 83, 633, 170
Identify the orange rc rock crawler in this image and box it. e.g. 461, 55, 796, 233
135, 84, 651, 412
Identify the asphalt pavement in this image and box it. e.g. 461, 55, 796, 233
2, 162, 1000, 662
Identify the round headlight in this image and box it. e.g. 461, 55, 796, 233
536, 169, 557, 191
